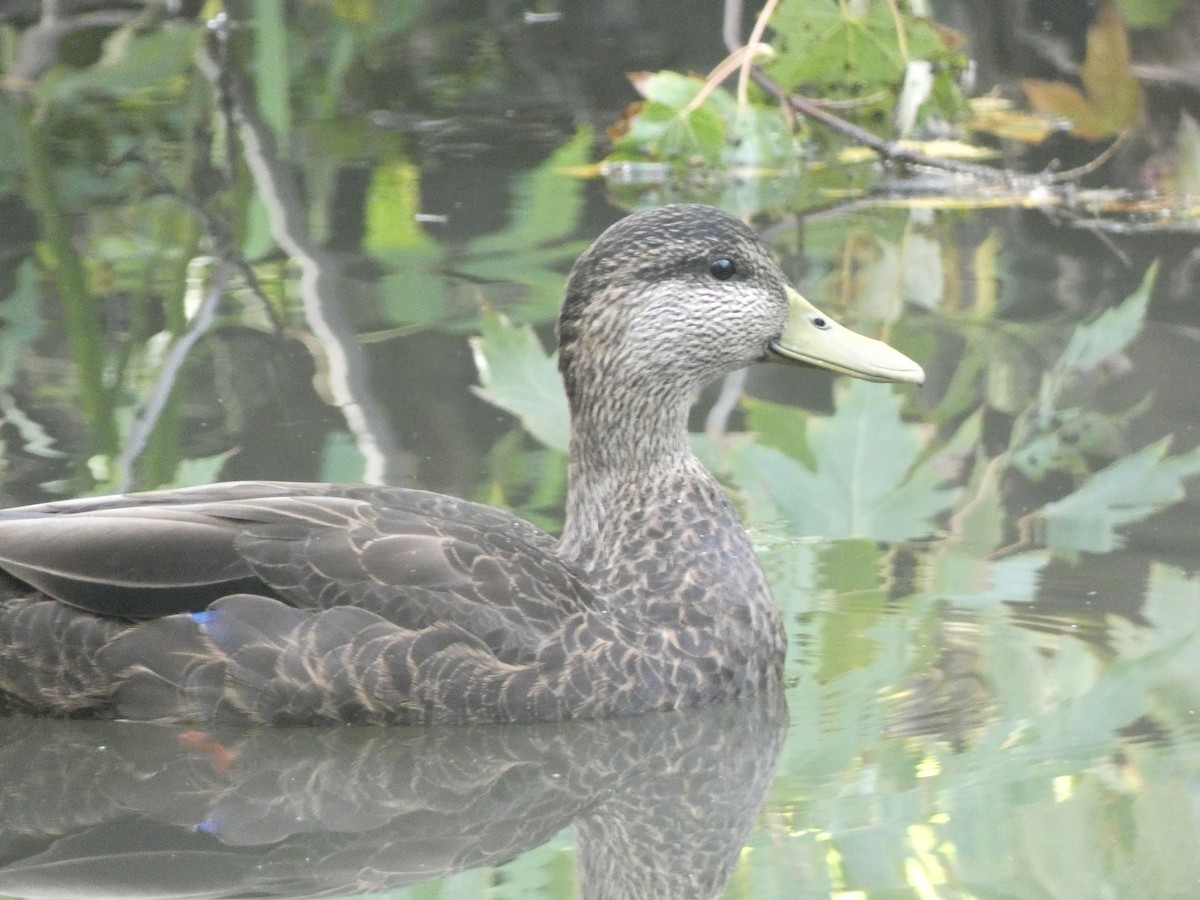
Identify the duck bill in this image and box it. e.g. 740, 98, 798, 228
767, 287, 925, 385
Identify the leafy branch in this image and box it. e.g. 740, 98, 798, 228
608, 0, 1133, 197
723, 0, 1122, 187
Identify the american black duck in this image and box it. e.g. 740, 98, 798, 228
0, 204, 923, 725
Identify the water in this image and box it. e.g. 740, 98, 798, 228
2, 2, 1200, 898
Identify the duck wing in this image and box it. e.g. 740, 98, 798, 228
0, 482, 596, 649
0, 482, 609, 722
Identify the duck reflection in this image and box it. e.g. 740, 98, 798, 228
0, 691, 786, 899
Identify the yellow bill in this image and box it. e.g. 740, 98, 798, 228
768, 287, 925, 385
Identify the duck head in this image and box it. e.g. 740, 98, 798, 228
556, 204, 924, 412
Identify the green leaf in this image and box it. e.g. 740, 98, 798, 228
658, 103, 725, 165
0, 96, 27, 185
1109, 564, 1200, 727
164, 451, 235, 489
1041, 439, 1200, 557
767, 0, 949, 97
0, 260, 42, 389
466, 127, 592, 256
1012, 408, 1132, 482
319, 430, 367, 484
455, 129, 591, 323
607, 71, 804, 172
812, 541, 890, 681
723, 103, 799, 171
366, 160, 452, 327
934, 550, 1047, 608
1012, 262, 1153, 460
470, 314, 570, 453
35, 26, 202, 107
951, 456, 1006, 556
0, 261, 62, 464
631, 69, 737, 119
1055, 262, 1154, 373
743, 396, 813, 468
241, 193, 277, 261
375, 253, 451, 327
1116, 0, 1189, 27
611, 72, 730, 166
477, 430, 567, 533
729, 380, 954, 541
253, 0, 292, 150
365, 160, 431, 253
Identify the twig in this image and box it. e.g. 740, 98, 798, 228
153, 179, 286, 333
1045, 131, 1128, 184
884, 0, 909, 62
753, 69, 1021, 185
684, 44, 767, 116
114, 260, 231, 491
737, 0, 780, 107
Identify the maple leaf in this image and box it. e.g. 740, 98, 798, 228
1021, 3, 1143, 141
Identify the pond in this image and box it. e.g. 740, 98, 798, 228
2, 2, 1200, 898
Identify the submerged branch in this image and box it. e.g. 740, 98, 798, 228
197, 13, 417, 486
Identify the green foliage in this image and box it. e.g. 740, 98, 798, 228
1041, 439, 1200, 557
319, 430, 368, 484
162, 450, 235, 489
469, 314, 569, 454
608, 71, 800, 173
368, 159, 451, 327
722, 380, 955, 541
1053, 262, 1153, 376
1116, 0, 1190, 27
451, 127, 595, 324
5, 7, 1200, 899
376, 127, 592, 331
0, 260, 56, 477
465, 127, 593, 258
476, 430, 568, 533
33, 24, 202, 107
0, 96, 27, 193
602, 0, 972, 184
750, 542, 1200, 898
767, 0, 949, 99
0, 260, 41, 392
252, 0, 293, 150
972, 263, 1200, 558
611, 71, 729, 167
365, 160, 430, 254
1113, 564, 1200, 727
743, 396, 814, 468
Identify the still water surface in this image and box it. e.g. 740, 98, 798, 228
2, 3, 1200, 898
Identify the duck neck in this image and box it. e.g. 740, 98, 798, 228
555, 381, 786, 687
557, 388, 695, 567
555, 384, 770, 594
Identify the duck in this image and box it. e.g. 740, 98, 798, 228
0, 204, 923, 725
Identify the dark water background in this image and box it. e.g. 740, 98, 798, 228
2, 1, 1200, 897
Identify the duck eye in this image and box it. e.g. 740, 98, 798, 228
808, 314, 831, 330
709, 258, 737, 281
